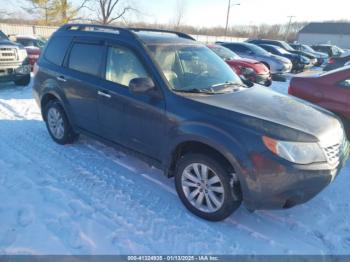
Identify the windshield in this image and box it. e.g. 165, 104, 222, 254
246, 43, 270, 55
302, 45, 315, 53
0, 31, 8, 40
274, 46, 290, 54
279, 41, 294, 51
209, 45, 240, 61
148, 44, 244, 93
17, 38, 45, 48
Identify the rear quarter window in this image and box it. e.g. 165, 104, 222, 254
44, 36, 71, 66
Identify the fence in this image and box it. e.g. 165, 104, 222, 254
0, 23, 247, 43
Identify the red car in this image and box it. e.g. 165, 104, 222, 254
289, 66, 350, 135
15, 36, 45, 70
208, 44, 272, 86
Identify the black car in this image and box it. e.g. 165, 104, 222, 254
323, 55, 350, 71
258, 44, 311, 72
33, 24, 349, 221
290, 43, 329, 66
248, 39, 318, 65
311, 44, 344, 58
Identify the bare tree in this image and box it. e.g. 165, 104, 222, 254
23, 0, 53, 25
91, 0, 137, 25
50, 0, 91, 24
174, 0, 186, 29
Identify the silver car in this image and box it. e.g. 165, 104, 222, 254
218, 42, 292, 75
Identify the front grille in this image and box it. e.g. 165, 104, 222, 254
323, 143, 342, 166
0, 47, 17, 62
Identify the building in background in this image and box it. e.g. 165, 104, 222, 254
297, 22, 350, 49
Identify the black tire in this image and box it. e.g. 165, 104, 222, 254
44, 100, 79, 145
175, 153, 242, 221
14, 74, 31, 86
338, 115, 350, 140
261, 62, 270, 70
264, 79, 272, 87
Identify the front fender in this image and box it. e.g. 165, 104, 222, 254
164, 121, 253, 202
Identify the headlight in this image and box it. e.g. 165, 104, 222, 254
262, 136, 326, 164
240, 67, 255, 75
18, 48, 28, 61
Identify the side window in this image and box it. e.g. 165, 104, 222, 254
45, 36, 71, 66
68, 43, 104, 77
226, 44, 247, 53
339, 78, 350, 88
105, 46, 149, 87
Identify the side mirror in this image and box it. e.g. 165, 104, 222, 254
129, 77, 155, 94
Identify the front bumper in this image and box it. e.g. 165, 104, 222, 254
243, 141, 350, 210
0, 62, 31, 82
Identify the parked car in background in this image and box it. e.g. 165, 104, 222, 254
290, 43, 329, 66
34, 24, 349, 221
258, 44, 311, 72
247, 39, 318, 66
311, 44, 344, 58
289, 66, 350, 137
208, 44, 271, 86
0, 30, 31, 85
217, 42, 292, 75
15, 35, 46, 70
323, 54, 350, 71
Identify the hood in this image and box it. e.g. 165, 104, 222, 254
0, 39, 19, 46
269, 54, 291, 64
187, 86, 340, 142
25, 46, 41, 55
340, 50, 350, 58
227, 59, 269, 73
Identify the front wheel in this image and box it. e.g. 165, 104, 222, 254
175, 153, 242, 221
14, 74, 30, 86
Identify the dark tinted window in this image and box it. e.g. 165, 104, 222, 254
45, 36, 71, 66
68, 43, 104, 76
224, 44, 249, 53
0, 31, 8, 40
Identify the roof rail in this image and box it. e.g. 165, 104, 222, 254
130, 28, 195, 40
57, 24, 195, 41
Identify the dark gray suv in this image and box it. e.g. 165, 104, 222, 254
33, 24, 349, 221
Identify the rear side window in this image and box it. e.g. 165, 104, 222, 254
68, 43, 104, 77
44, 36, 71, 66
225, 44, 249, 53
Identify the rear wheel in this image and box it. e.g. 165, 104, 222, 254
14, 74, 30, 86
44, 100, 79, 145
175, 153, 242, 221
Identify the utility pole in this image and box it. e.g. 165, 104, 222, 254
285, 15, 295, 41
225, 0, 240, 37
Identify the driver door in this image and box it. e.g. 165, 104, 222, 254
99, 43, 166, 159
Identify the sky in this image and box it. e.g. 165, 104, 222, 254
1, 0, 350, 28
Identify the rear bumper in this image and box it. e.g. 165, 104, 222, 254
243, 142, 350, 210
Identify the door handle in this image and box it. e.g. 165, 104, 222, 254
56, 76, 67, 82
98, 90, 111, 98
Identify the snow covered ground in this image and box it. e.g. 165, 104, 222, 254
0, 76, 350, 255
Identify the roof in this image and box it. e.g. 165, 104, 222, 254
55, 24, 196, 45
299, 22, 350, 35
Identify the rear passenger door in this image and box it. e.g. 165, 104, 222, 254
61, 38, 105, 135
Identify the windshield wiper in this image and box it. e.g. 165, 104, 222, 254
211, 81, 247, 90
173, 88, 216, 94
